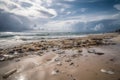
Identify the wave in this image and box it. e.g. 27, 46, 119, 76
0, 32, 88, 41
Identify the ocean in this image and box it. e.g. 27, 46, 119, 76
0, 31, 90, 41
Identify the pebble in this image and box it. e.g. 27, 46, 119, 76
78, 49, 82, 53
65, 59, 72, 62
70, 62, 74, 65
51, 70, 59, 75
88, 49, 104, 55
57, 62, 62, 66
54, 58, 60, 62
15, 58, 20, 62
100, 69, 115, 74
95, 52, 104, 55
88, 49, 95, 53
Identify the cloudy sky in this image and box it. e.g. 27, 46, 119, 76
0, 0, 120, 32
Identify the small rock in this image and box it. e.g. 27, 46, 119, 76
95, 52, 104, 55
0, 55, 15, 61
88, 49, 104, 55
51, 70, 59, 75
57, 62, 62, 66
78, 49, 82, 53
100, 69, 107, 73
56, 50, 64, 54
65, 59, 72, 62
88, 49, 95, 53
14, 51, 18, 55
109, 58, 115, 62
8, 50, 14, 54
0, 57, 5, 61
107, 71, 115, 74
17, 49, 23, 53
37, 52, 43, 56
54, 58, 60, 62
100, 69, 115, 74
15, 58, 20, 62
46, 58, 51, 61
41, 47, 47, 50
70, 62, 74, 65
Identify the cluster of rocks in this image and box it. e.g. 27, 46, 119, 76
87, 49, 104, 55
0, 54, 16, 61
0, 36, 116, 61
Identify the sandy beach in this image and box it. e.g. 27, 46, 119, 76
0, 33, 120, 80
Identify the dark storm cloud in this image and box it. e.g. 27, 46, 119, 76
0, 10, 31, 32
72, 19, 120, 33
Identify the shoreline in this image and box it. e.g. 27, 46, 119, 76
0, 32, 118, 49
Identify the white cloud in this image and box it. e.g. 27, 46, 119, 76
114, 4, 120, 10
41, 19, 78, 32
0, 0, 57, 19
38, 13, 120, 32
93, 23, 104, 31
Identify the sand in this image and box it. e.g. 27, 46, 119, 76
0, 33, 120, 80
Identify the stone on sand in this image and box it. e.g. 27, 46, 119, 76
100, 69, 115, 74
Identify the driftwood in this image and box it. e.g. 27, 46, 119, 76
2, 68, 17, 78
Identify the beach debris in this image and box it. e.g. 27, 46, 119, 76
52, 48, 59, 51
78, 49, 82, 53
65, 59, 72, 62
14, 51, 18, 55
51, 69, 59, 75
100, 69, 115, 74
57, 62, 62, 66
16, 49, 23, 53
15, 58, 20, 62
54, 58, 60, 62
41, 47, 47, 50
8, 50, 14, 54
2, 68, 17, 78
0, 56, 5, 61
56, 50, 64, 54
0, 54, 15, 61
71, 54, 80, 58
70, 62, 74, 65
37, 51, 44, 56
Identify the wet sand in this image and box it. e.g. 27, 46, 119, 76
0, 33, 120, 80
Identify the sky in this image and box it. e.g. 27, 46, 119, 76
0, 0, 120, 32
